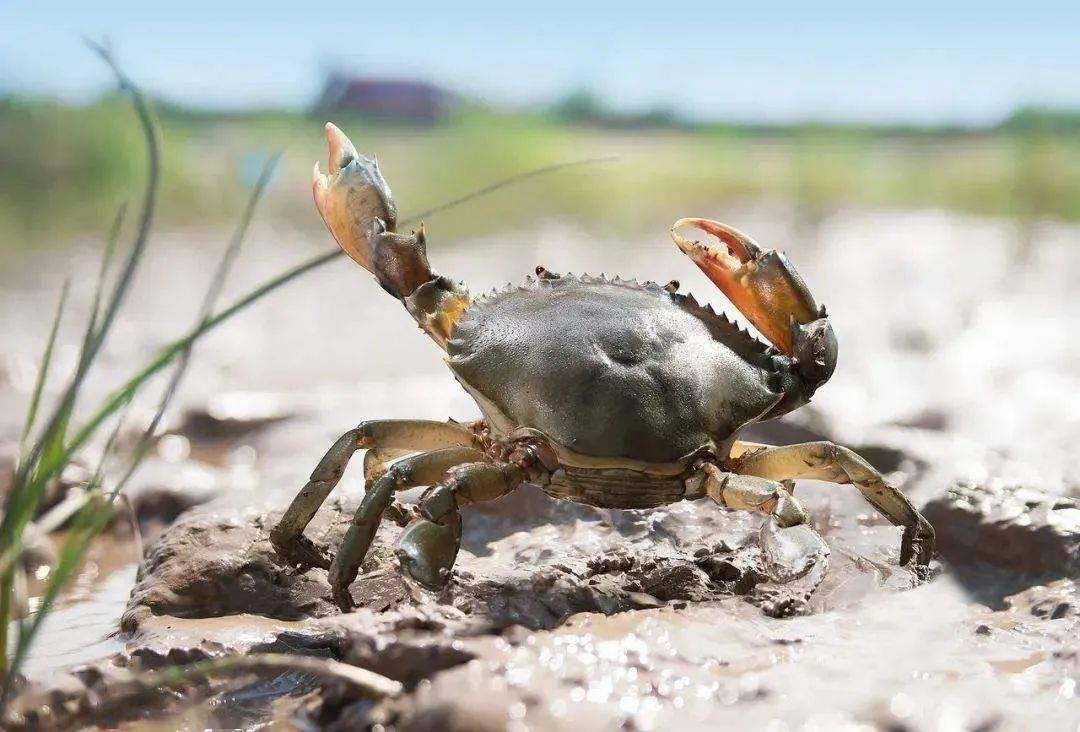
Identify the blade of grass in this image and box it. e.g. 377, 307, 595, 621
4, 412, 129, 696
0, 40, 159, 563
0, 160, 277, 645
33, 207, 127, 490
28, 652, 400, 725
402, 155, 616, 224
0, 45, 158, 693
17, 281, 70, 463
2, 156, 279, 695
132, 652, 402, 698
0, 574, 12, 682
4, 497, 115, 697
79, 204, 127, 365
110, 153, 280, 500
4, 280, 69, 681
74, 43, 158, 375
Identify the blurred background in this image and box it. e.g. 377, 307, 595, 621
3, 2, 1080, 243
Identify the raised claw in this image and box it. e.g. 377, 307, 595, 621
670, 218, 821, 355
312, 122, 399, 276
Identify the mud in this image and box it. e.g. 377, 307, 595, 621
925, 481, 1080, 577
120, 484, 832, 635
4, 206, 1080, 729
10, 486, 839, 729
379, 578, 1080, 732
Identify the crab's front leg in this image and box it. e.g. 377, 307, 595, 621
699, 465, 830, 610
271, 420, 480, 570
732, 440, 936, 572
330, 457, 533, 610
672, 221, 935, 570
671, 219, 836, 392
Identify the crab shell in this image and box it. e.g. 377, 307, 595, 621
447, 273, 806, 474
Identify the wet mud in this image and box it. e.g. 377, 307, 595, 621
3, 207, 1080, 729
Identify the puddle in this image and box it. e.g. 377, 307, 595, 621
14, 564, 137, 683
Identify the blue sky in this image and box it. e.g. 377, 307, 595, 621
4, 2, 1079, 123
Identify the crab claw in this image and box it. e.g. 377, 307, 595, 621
312, 122, 398, 274
671, 218, 823, 356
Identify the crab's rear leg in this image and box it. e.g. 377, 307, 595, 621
731, 440, 936, 572
270, 420, 480, 569
331, 458, 533, 611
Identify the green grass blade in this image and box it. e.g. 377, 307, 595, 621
3, 409, 129, 695
0, 42, 160, 558
20, 652, 400, 724
79, 204, 127, 363
76, 43, 159, 375
0, 157, 280, 698
5, 495, 115, 696
110, 153, 280, 499
401, 155, 616, 225
17, 281, 70, 463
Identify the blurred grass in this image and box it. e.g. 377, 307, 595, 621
0, 47, 280, 702
2, 98, 1080, 245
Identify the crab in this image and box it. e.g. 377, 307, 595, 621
270, 123, 936, 611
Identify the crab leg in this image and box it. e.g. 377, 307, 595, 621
327, 446, 487, 610
699, 465, 829, 596
730, 440, 936, 570
331, 458, 529, 610
702, 465, 807, 528
396, 461, 527, 590
270, 420, 480, 569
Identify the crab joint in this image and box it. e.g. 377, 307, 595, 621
704, 469, 807, 528
670, 218, 821, 355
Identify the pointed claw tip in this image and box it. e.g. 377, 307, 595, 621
323, 121, 359, 173
671, 217, 761, 264
669, 221, 699, 255
324, 121, 348, 146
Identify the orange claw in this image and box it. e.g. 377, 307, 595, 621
312, 122, 397, 274
670, 218, 821, 354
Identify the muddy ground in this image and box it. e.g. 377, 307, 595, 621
2, 205, 1079, 729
